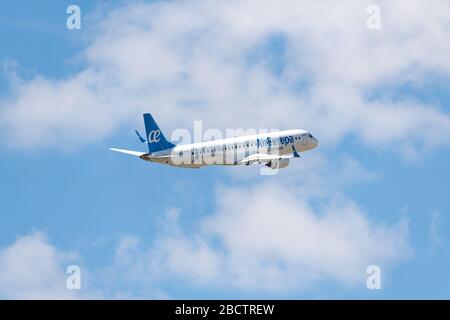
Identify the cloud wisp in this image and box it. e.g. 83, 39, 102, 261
0, 232, 77, 299
113, 182, 410, 294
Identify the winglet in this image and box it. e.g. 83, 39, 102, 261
135, 130, 147, 143
292, 145, 301, 158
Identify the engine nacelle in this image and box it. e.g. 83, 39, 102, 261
266, 158, 289, 169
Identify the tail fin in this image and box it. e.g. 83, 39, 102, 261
143, 113, 175, 153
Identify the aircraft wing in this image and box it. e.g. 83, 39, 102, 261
240, 153, 294, 165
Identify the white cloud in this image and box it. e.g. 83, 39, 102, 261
0, 0, 449, 155
0, 232, 77, 299
114, 181, 410, 293
0, 153, 410, 297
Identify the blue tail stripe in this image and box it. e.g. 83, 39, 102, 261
143, 113, 175, 153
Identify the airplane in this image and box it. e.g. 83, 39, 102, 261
110, 113, 319, 169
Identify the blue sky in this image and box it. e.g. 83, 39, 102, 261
0, 0, 449, 299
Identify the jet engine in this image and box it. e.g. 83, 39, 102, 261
266, 158, 289, 169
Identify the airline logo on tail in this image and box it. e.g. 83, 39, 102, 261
148, 130, 161, 143
142, 113, 176, 153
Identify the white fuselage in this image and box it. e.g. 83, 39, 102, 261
141, 129, 319, 168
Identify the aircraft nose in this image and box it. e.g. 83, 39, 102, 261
311, 135, 319, 147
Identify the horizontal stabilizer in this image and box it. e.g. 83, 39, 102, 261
135, 130, 147, 143
109, 148, 146, 157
